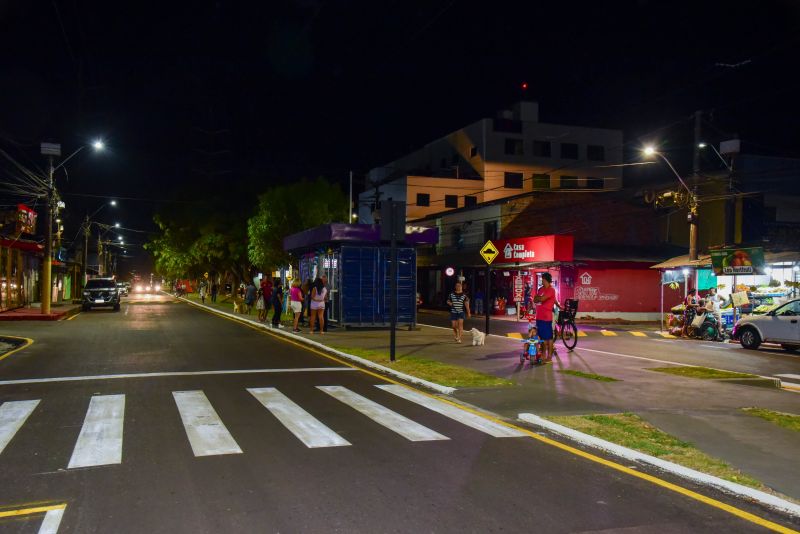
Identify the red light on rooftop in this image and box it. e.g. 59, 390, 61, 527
521, 82, 528, 90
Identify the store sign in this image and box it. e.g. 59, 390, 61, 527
710, 247, 766, 276
491, 235, 574, 264
16, 204, 37, 234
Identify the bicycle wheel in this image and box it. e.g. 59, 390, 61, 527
561, 321, 578, 350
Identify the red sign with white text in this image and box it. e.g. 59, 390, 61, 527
492, 235, 573, 264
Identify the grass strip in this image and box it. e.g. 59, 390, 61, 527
545, 413, 764, 489
557, 370, 619, 382
330, 346, 514, 388
742, 407, 800, 433
647, 366, 758, 380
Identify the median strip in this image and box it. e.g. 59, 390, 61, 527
742, 408, 800, 433
557, 370, 619, 382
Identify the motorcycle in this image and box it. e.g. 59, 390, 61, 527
687, 309, 723, 341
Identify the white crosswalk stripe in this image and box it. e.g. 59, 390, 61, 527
248, 387, 351, 448
0, 399, 39, 454
173, 390, 243, 456
68, 394, 126, 469
376, 385, 526, 438
317, 386, 449, 442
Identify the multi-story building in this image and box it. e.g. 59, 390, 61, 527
358, 101, 623, 222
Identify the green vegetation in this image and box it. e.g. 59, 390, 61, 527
742, 408, 800, 433
329, 346, 513, 389
647, 366, 758, 380
546, 413, 764, 489
557, 370, 619, 382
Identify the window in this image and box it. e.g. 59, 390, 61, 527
416, 193, 430, 206
484, 220, 498, 242
560, 175, 580, 189
587, 145, 605, 161
469, 146, 478, 158
445, 195, 458, 208
504, 138, 524, 155
504, 172, 523, 189
532, 140, 551, 157
464, 195, 477, 207
586, 177, 604, 189
560, 142, 579, 159
532, 173, 551, 189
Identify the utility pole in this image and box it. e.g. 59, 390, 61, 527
97, 231, 103, 276
41, 156, 54, 314
83, 216, 90, 286
348, 170, 353, 222
688, 110, 702, 261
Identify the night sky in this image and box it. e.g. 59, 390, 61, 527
2, 0, 799, 273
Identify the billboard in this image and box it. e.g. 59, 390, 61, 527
16, 204, 37, 234
710, 247, 766, 276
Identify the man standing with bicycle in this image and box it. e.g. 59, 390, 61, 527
533, 272, 558, 363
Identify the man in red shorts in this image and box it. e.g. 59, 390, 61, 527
533, 272, 558, 362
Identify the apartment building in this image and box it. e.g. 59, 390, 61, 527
358, 101, 623, 222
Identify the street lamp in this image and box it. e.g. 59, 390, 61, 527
698, 142, 732, 171
41, 139, 105, 314
643, 146, 699, 261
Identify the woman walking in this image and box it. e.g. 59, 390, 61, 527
309, 277, 327, 334
447, 282, 470, 343
290, 279, 304, 332
271, 280, 284, 328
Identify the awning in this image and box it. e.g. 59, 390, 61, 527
0, 238, 43, 253
650, 254, 712, 269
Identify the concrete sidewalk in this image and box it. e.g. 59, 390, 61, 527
0, 302, 81, 321
290, 323, 800, 499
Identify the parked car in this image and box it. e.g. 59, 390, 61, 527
732, 298, 800, 352
82, 278, 121, 311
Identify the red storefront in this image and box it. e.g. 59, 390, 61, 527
488, 235, 662, 320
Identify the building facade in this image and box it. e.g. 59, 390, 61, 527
359, 101, 624, 222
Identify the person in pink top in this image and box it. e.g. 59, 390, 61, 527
533, 272, 559, 363
290, 279, 304, 333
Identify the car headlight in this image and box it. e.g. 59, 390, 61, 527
135, 285, 143, 292
83, 291, 90, 296
155, 285, 161, 291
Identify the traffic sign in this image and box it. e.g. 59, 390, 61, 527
480, 240, 499, 264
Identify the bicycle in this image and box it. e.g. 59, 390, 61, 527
555, 299, 579, 350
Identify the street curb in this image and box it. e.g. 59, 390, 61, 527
176, 296, 457, 395
716, 377, 782, 389
517, 413, 800, 519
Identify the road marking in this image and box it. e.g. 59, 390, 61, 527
65, 312, 80, 321
190, 299, 800, 530
776, 374, 800, 381
0, 336, 34, 363
0, 367, 355, 387
600, 330, 617, 336
630, 331, 648, 337
318, 386, 449, 442
506, 332, 523, 339
38, 507, 65, 534
0, 503, 66, 534
68, 394, 125, 469
658, 332, 677, 338
577, 330, 588, 337
376, 385, 525, 438
173, 391, 242, 456
699, 344, 735, 350
248, 387, 350, 448
0, 400, 40, 454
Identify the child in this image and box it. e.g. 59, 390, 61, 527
523, 325, 542, 365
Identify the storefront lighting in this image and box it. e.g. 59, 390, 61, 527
682, 268, 690, 276
445, 267, 455, 277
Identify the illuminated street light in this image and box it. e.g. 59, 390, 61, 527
92, 140, 105, 150
118, 236, 123, 241
643, 145, 656, 156
697, 142, 707, 148
110, 200, 117, 206
697, 141, 732, 171
115, 223, 121, 228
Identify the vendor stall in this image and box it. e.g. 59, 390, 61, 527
284, 223, 438, 328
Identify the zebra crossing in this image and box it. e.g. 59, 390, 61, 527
0, 385, 523, 468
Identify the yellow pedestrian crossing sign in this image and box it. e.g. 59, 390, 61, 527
480, 240, 499, 264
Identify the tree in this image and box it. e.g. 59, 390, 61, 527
248, 178, 347, 270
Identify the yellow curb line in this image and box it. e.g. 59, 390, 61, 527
658, 332, 677, 338
577, 331, 588, 337
600, 330, 618, 336
630, 331, 648, 337
66, 312, 80, 321
0, 336, 34, 363
183, 298, 797, 533
505, 333, 523, 339
0, 503, 66, 519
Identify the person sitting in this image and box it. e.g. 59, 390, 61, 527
523, 325, 542, 365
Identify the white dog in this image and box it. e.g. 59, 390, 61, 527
470, 328, 486, 346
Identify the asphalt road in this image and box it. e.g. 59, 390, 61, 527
0, 296, 796, 533
419, 310, 800, 387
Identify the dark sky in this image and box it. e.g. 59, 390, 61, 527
2, 0, 799, 273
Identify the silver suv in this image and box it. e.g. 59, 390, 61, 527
82, 278, 121, 312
